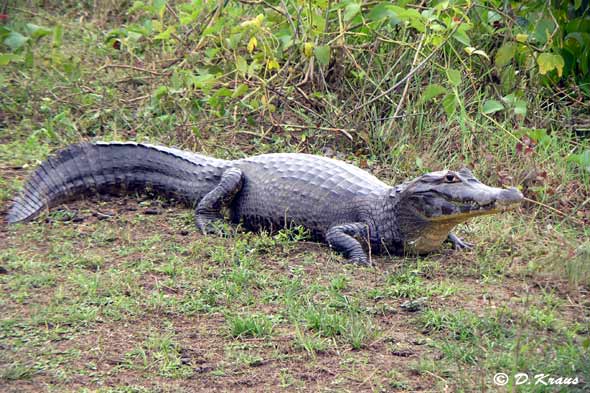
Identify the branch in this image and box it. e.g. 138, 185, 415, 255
348, 5, 472, 115
97, 63, 163, 76
391, 33, 425, 120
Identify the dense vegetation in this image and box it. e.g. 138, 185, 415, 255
1, 1, 589, 392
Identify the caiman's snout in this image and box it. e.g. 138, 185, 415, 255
496, 187, 524, 209
458, 185, 523, 215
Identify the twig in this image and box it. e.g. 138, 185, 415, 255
358, 368, 378, 387
347, 41, 440, 114
93, 210, 113, 219
391, 33, 425, 120
120, 95, 150, 104
297, 56, 315, 87
97, 63, 162, 76
165, 3, 180, 22
543, 5, 561, 51
342, 45, 398, 106
524, 197, 585, 225
266, 86, 335, 128
194, 0, 226, 51
423, 370, 448, 385
279, 123, 354, 141
236, 130, 273, 141
480, 112, 521, 143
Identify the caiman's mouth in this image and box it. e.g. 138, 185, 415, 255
427, 195, 522, 223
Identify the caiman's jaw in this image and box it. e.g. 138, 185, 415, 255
424, 188, 523, 223
396, 168, 523, 253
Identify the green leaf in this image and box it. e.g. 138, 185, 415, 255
26, 23, 52, 39
523, 128, 548, 142
276, 30, 294, 50
534, 18, 556, 45
453, 24, 471, 46
236, 56, 247, 75
567, 150, 590, 173
482, 99, 504, 114
0, 53, 22, 65
495, 42, 516, 68
266, 59, 280, 71
52, 24, 63, 48
442, 93, 457, 117
127, 31, 144, 42
153, 0, 167, 18
310, 10, 326, 34
390, 6, 425, 32
232, 83, 249, 98
192, 72, 216, 90
154, 26, 175, 40
344, 2, 361, 22
153, 86, 168, 101
214, 87, 232, 97
420, 83, 446, 103
303, 42, 313, 58
205, 47, 219, 59
0, 26, 10, 41
499, 94, 527, 117
446, 68, 461, 87
367, 3, 401, 25
247, 59, 261, 77
514, 100, 527, 116
464, 46, 489, 60
500, 66, 516, 94
247, 36, 257, 53
537, 53, 565, 77
313, 45, 330, 66
24, 47, 34, 67
129, 1, 146, 13
501, 93, 517, 106
4, 32, 28, 51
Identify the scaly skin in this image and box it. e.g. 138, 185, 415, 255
7, 142, 524, 265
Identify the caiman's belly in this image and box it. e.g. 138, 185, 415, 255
403, 222, 456, 254
230, 180, 339, 236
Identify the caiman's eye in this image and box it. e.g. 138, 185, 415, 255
445, 173, 459, 183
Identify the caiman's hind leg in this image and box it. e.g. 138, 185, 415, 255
195, 167, 243, 233
325, 223, 371, 266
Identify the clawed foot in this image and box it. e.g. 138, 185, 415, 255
195, 212, 224, 236
347, 255, 373, 267
448, 233, 474, 250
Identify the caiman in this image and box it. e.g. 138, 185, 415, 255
6, 142, 523, 265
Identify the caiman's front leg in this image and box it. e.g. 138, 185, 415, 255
447, 233, 473, 250
195, 167, 243, 233
325, 223, 372, 266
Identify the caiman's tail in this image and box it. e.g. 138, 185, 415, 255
7, 142, 230, 224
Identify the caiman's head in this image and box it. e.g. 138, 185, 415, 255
395, 168, 523, 253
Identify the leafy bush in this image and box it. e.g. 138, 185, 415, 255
1, 0, 588, 206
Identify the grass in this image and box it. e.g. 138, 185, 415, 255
2, 201, 588, 391
1, 2, 589, 392
226, 314, 275, 338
